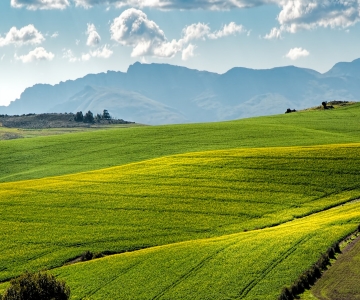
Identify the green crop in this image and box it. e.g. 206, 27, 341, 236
1, 144, 360, 286
45, 201, 360, 299
1, 103, 360, 183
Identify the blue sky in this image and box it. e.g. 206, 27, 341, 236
1, 0, 360, 106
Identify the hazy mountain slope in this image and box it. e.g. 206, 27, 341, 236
52, 86, 188, 125
1, 59, 359, 124
0, 71, 126, 115
324, 58, 360, 79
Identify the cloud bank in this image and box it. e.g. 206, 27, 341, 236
73, 0, 271, 10
110, 8, 246, 59
11, 0, 70, 10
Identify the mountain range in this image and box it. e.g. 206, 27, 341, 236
1, 59, 360, 125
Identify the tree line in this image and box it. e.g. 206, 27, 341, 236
74, 109, 111, 123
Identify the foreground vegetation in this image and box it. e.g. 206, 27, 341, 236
1, 103, 360, 183
1, 144, 360, 289
1, 104, 360, 299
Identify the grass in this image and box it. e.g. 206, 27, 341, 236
304, 233, 360, 300
0, 123, 142, 140
1, 144, 360, 286
5, 199, 359, 300
2, 104, 360, 299
1, 103, 360, 183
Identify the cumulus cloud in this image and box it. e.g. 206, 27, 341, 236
63, 45, 113, 62
110, 8, 182, 58
182, 44, 196, 60
73, 0, 272, 10
11, 0, 70, 10
0, 25, 44, 47
86, 23, 101, 47
89, 44, 113, 58
181, 23, 211, 42
63, 48, 79, 62
264, 27, 282, 39
110, 9, 247, 59
264, 0, 360, 39
278, 0, 360, 32
285, 47, 309, 60
208, 22, 247, 38
15, 47, 55, 63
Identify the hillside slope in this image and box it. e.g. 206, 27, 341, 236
1, 144, 360, 282
1, 103, 360, 183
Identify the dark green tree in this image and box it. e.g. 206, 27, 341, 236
102, 109, 111, 120
83, 110, 94, 123
2, 272, 70, 300
74, 111, 84, 122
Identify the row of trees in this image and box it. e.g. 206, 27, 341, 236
74, 109, 111, 123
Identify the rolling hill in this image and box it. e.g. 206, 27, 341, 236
1, 105, 360, 299
1, 59, 360, 124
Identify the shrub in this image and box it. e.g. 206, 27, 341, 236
81, 250, 94, 261
2, 271, 70, 300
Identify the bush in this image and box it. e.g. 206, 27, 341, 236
2, 272, 70, 300
81, 250, 93, 261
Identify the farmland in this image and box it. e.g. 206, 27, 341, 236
1, 102, 360, 184
1, 104, 360, 299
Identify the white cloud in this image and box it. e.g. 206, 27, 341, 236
89, 44, 113, 58
182, 44, 196, 60
0, 25, 44, 47
74, 0, 273, 10
208, 22, 247, 39
15, 47, 54, 63
63, 48, 79, 62
1, 54, 5, 61
110, 8, 182, 58
182, 23, 211, 43
110, 9, 247, 59
278, 0, 360, 32
285, 47, 309, 60
11, 0, 70, 10
264, 27, 282, 39
86, 23, 101, 47
81, 53, 91, 61
51, 32, 59, 38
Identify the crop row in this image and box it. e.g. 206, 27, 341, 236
18, 200, 360, 299
1, 144, 360, 282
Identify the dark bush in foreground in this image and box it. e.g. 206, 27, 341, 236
2, 272, 70, 300
278, 241, 342, 300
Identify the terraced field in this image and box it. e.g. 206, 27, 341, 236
1, 104, 360, 299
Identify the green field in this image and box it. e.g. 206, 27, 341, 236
1, 103, 360, 183
301, 233, 360, 300
1, 104, 360, 299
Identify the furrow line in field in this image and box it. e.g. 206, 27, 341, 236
237, 235, 311, 299
151, 240, 238, 300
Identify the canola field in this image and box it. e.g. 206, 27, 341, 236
1, 102, 360, 184
2, 105, 360, 299
1, 143, 360, 298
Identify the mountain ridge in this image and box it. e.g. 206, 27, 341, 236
1, 59, 359, 125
